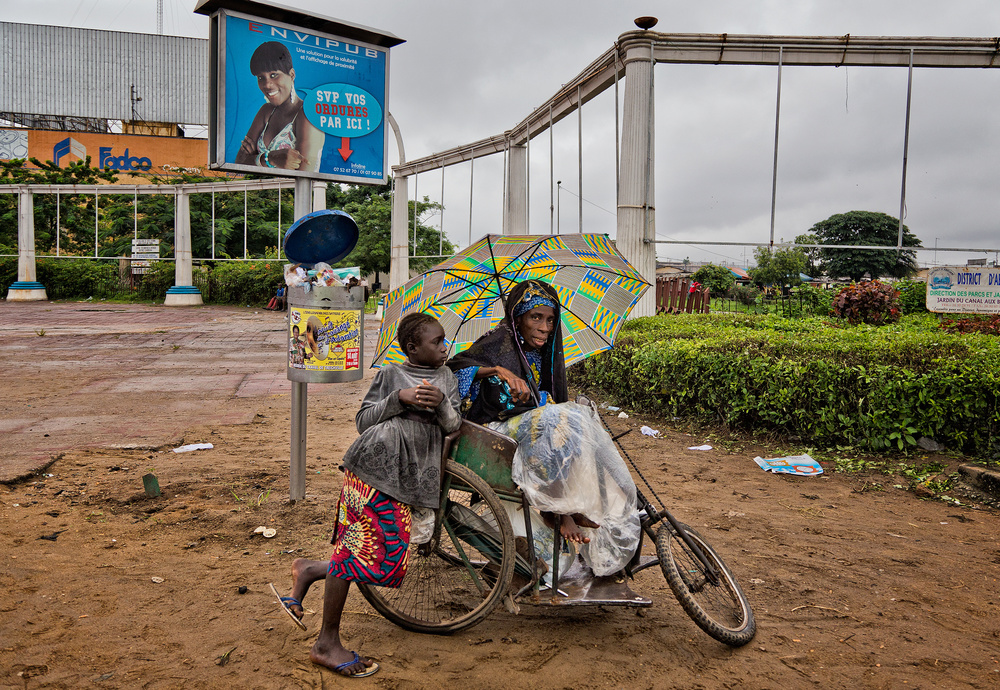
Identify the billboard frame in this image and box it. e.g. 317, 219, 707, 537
196, 0, 403, 185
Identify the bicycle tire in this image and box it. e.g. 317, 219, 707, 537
656, 521, 756, 647
358, 460, 516, 634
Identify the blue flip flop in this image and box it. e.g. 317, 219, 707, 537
268, 583, 307, 630
334, 651, 380, 678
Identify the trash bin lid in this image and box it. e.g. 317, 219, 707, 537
282, 209, 359, 267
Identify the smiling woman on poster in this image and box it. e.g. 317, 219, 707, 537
236, 41, 325, 172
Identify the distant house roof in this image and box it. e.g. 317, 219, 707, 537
726, 266, 750, 280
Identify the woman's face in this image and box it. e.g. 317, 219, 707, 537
516, 306, 556, 351
256, 68, 295, 106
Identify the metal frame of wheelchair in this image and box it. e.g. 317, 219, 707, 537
357, 416, 757, 646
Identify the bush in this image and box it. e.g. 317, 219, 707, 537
941, 314, 1000, 336
206, 261, 284, 305
896, 279, 928, 315
573, 313, 1000, 456
728, 284, 759, 306
831, 280, 901, 325
793, 283, 835, 316
692, 264, 736, 297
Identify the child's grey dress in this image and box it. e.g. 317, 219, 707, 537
342, 363, 461, 509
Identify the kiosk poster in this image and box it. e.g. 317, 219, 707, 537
288, 308, 361, 372
926, 266, 1000, 314
217, 11, 388, 183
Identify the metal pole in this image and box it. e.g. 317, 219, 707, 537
243, 189, 248, 260
277, 187, 282, 252
577, 84, 583, 233
94, 191, 99, 258
557, 181, 561, 235
525, 120, 530, 233
438, 165, 444, 255
413, 173, 418, 250
468, 156, 474, 247
549, 103, 554, 234
769, 47, 784, 248
289, 176, 314, 502
133, 188, 138, 239
211, 190, 215, 260
55, 191, 60, 257
898, 49, 914, 249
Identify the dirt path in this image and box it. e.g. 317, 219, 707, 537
2, 302, 999, 689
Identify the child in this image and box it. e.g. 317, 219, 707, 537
270, 312, 460, 677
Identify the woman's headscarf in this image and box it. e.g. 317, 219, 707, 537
447, 280, 568, 423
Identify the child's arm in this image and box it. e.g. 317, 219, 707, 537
355, 369, 407, 434
435, 372, 462, 433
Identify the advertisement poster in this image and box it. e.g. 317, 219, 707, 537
218, 11, 389, 183
926, 266, 1000, 314
288, 307, 361, 372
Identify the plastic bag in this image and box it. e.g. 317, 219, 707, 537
491, 401, 640, 576
410, 506, 436, 545
284, 263, 309, 287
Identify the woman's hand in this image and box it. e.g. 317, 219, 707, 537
399, 381, 444, 409
492, 366, 531, 403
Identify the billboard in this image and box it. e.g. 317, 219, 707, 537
926, 266, 1000, 314
208, 8, 397, 184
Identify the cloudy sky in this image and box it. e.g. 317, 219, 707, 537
6, 0, 1000, 267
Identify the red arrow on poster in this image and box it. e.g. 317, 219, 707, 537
338, 138, 353, 161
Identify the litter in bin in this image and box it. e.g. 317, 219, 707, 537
172, 443, 213, 453
640, 426, 661, 437
753, 454, 824, 476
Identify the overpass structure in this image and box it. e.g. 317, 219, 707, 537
388, 30, 1000, 316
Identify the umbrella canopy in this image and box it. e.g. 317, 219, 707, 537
374, 233, 650, 368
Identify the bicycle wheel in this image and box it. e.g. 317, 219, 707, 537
656, 521, 756, 647
358, 460, 516, 634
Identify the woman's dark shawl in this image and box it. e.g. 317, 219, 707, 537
447, 280, 568, 424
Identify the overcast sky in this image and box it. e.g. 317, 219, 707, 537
5, 0, 1000, 267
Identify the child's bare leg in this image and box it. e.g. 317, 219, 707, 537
559, 514, 592, 544
310, 573, 375, 676
285, 558, 328, 619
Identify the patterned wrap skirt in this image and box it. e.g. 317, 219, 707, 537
328, 470, 412, 587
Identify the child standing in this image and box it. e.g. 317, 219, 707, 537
270, 312, 460, 677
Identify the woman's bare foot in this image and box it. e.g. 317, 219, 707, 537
558, 514, 592, 544
310, 640, 376, 677
571, 513, 600, 530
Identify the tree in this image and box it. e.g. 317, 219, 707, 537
0, 157, 118, 255
750, 245, 807, 288
691, 263, 736, 296
793, 232, 821, 277
337, 184, 452, 280
809, 211, 921, 281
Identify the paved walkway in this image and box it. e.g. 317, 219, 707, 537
0, 301, 380, 482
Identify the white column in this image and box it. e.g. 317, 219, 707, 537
163, 187, 203, 305
7, 188, 48, 301
505, 144, 528, 235
390, 173, 410, 291
617, 42, 657, 318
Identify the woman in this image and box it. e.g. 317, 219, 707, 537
235, 41, 325, 172
447, 280, 640, 576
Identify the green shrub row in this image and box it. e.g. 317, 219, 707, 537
574, 313, 1000, 456
0, 257, 285, 306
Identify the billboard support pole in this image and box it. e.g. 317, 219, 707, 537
6, 188, 48, 301
289, 176, 316, 502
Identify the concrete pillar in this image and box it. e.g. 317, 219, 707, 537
6, 189, 48, 301
164, 188, 203, 306
617, 42, 657, 318
505, 144, 528, 235
312, 180, 327, 211
389, 173, 409, 291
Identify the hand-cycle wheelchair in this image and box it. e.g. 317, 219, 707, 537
357, 405, 756, 647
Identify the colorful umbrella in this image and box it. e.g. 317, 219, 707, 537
373, 233, 650, 368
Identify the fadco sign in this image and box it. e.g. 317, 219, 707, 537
99, 147, 152, 171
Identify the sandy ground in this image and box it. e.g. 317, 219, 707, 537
2, 301, 1000, 689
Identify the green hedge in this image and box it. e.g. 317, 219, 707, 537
574, 313, 1000, 456
0, 257, 285, 305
